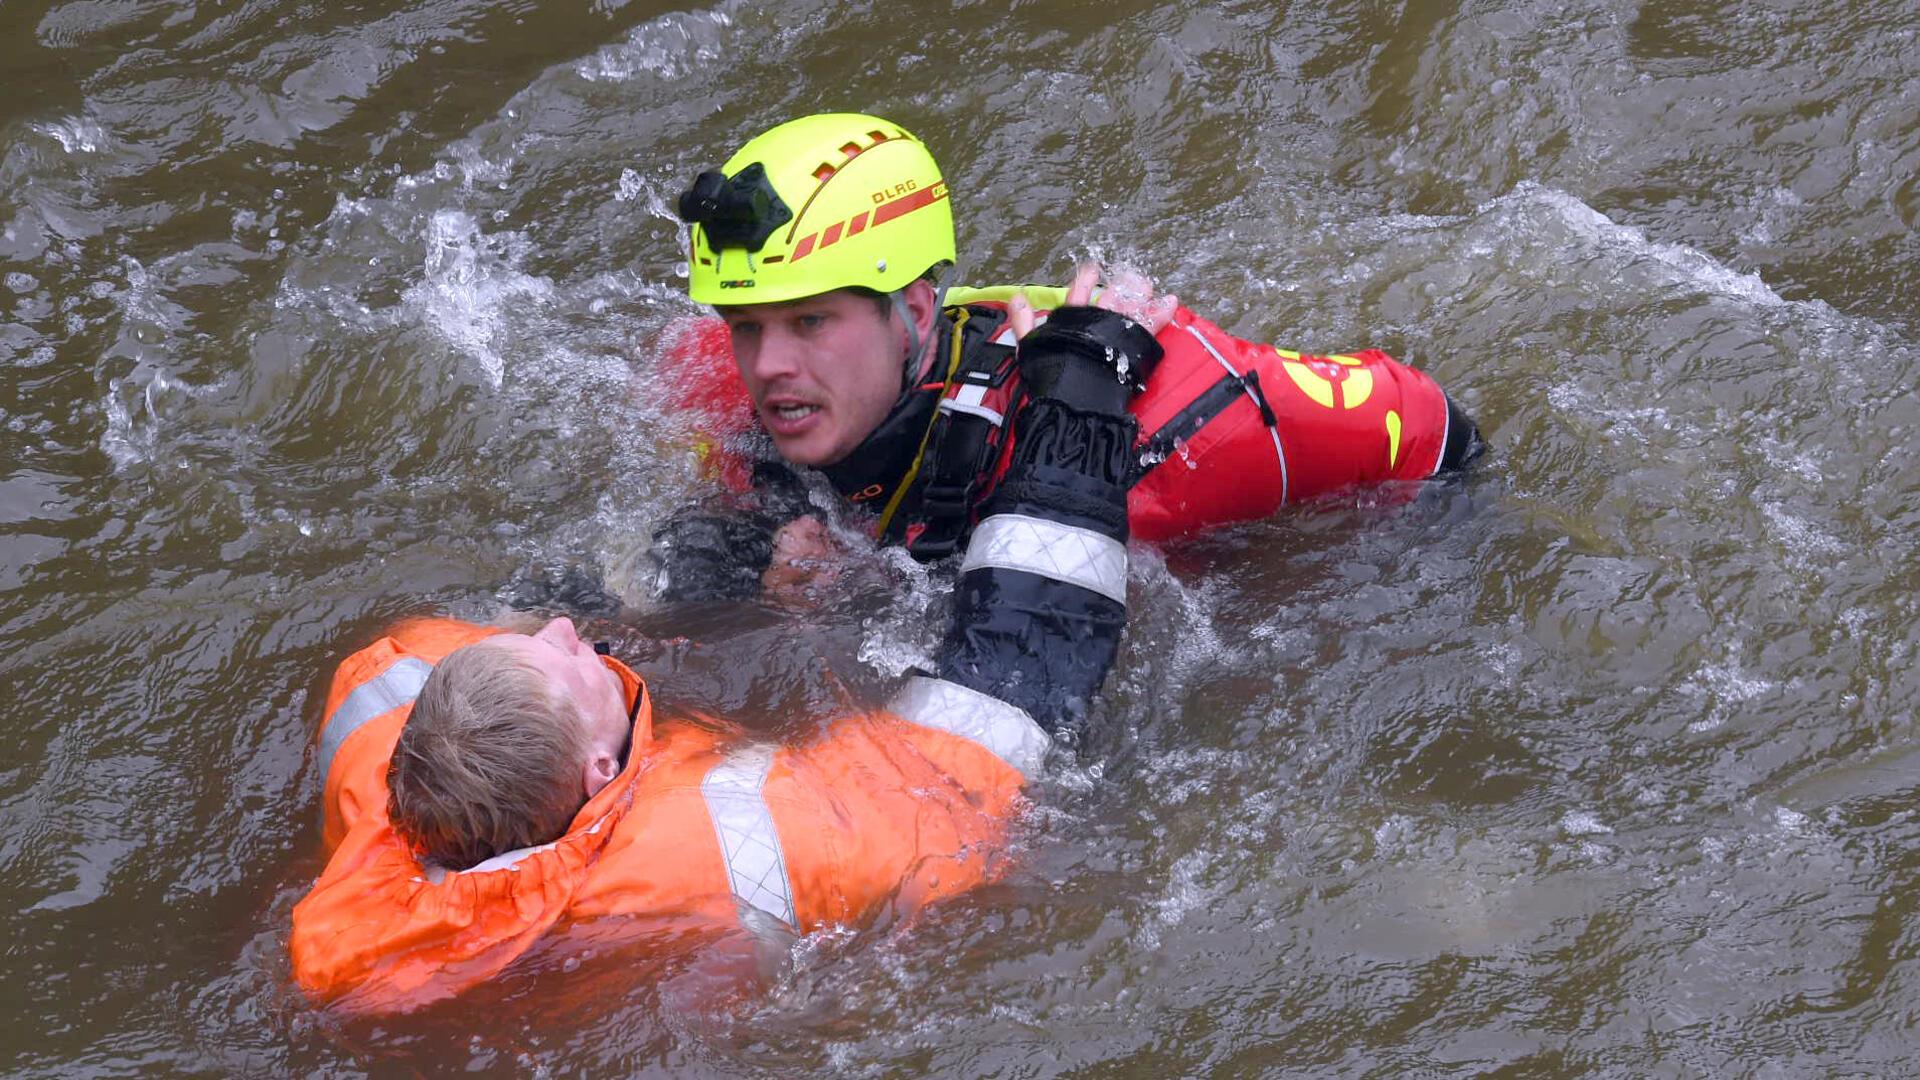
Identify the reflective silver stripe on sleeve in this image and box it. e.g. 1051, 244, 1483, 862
961, 513, 1128, 605
1183, 323, 1289, 506
316, 657, 433, 783
888, 675, 1051, 779
700, 745, 797, 929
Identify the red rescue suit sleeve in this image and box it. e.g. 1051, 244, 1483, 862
1126, 307, 1457, 542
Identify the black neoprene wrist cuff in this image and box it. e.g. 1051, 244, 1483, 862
1020, 305, 1165, 394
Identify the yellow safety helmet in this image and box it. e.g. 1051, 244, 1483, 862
678, 113, 956, 305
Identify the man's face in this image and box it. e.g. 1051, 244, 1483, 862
718, 289, 906, 467
493, 618, 628, 761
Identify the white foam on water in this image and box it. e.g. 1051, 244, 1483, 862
854, 546, 944, 680
1479, 639, 1525, 686
114, 254, 181, 331
1680, 658, 1777, 734
614, 167, 646, 203
448, 141, 512, 191
402, 209, 555, 387
575, 9, 734, 83
1560, 810, 1613, 836
1481, 181, 1791, 309
1544, 380, 1677, 445
1753, 435, 1826, 485
1760, 502, 1846, 560
1771, 805, 1810, 836
1684, 661, 1775, 702
1371, 813, 1418, 852
100, 387, 146, 469
1139, 849, 1215, 949
31, 116, 108, 155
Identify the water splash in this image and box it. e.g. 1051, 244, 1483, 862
31, 116, 108, 155
1482, 181, 1790, 308
403, 210, 555, 387
575, 10, 734, 83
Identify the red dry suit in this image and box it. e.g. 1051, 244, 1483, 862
656, 284, 1478, 561
291, 617, 1040, 1011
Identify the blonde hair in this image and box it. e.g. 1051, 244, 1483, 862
388, 639, 588, 870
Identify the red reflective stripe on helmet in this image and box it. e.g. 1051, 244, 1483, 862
790, 233, 817, 262
821, 221, 844, 249
871, 181, 948, 228
847, 211, 868, 236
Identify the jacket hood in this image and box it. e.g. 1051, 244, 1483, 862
291, 658, 656, 1012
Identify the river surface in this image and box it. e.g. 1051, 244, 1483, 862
4, 0, 1919, 1075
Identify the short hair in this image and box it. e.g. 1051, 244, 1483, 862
847, 267, 943, 317
387, 640, 589, 870
844, 285, 895, 318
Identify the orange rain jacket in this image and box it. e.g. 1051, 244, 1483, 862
291, 617, 1043, 1011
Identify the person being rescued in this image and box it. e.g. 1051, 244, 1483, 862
289, 278, 1163, 1012
648, 112, 1487, 601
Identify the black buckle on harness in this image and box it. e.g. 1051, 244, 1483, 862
906, 482, 973, 559
1239, 369, 1280, 428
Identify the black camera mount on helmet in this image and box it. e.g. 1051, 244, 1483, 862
676, 162, 792, 253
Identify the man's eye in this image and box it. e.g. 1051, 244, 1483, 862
728, 321, 760, 337
797, 313, 829, 331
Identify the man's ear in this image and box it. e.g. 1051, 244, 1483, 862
583, 751, 621, 800
902, 277, 939, 336
899, 278, 941, 382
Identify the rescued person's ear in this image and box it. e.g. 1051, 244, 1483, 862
584, 751, 621, 799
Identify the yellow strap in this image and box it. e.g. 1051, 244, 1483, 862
873, 308, 971, 540
945, 283, 1069, 310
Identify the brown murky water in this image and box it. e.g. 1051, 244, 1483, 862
4, 0, 1918, 1074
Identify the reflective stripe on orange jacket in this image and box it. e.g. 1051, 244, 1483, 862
291, 618, 1036, 1011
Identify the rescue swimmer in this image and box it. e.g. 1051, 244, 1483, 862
649, 112, 1485, 600
290, 272, 1160, 1011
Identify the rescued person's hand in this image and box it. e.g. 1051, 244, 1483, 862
1005, 261, 1172, 415
759, 514, 841, 603
1004, 261, 1179, 340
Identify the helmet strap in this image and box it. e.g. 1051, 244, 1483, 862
891, 269, 955, 392
891, 289, 930, 392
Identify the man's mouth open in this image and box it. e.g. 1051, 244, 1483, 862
762, 401, 822, 434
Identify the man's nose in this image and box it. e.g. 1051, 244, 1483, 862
742, 327, 802, 384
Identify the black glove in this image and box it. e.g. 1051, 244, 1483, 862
646, 509, 778, 602
1016, 306, 1165, 415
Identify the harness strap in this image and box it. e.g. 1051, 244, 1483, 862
873, 308, 972, 541
1131, 375, 1245, 483
901, 310, 1018, 559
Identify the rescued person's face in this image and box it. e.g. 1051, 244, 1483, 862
493, 618, 628, 759
719, 289, 906, 467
